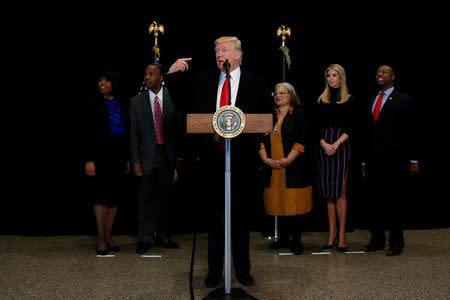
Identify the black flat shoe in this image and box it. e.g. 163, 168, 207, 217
106, 239, 120, 252
96, 248, 108, 256
107, 245, 120, 252
204, 272, 221, 288
136, 241, 151, 254
236, 273, 254, 286
269, 240, 289, 249
290, 241, 304, 255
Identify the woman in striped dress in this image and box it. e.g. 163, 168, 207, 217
315, 64, 356, 251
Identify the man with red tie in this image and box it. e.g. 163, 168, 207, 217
167, 36, 271, 288
362, 65, 419, 256
130, 64, 181, 254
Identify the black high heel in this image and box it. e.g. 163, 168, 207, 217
321, 235, 338, 250
337, 246, 347, 252
336, 233, 347, 252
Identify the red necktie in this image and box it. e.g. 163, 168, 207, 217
154, 95, 164, 144
372, 91, 384, 122
220, 77, 230, 107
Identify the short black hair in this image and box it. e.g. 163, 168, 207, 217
146, 63, 165, 77
98, 70, 121, 96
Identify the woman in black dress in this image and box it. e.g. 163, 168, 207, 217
315, 64, 356, 251
83, 70, 130, 255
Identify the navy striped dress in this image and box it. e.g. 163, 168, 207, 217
317, 126, 350, 199
315, 88, 355, 200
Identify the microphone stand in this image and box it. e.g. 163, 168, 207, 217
224, 59, 232, 295
205, 60, 256, 300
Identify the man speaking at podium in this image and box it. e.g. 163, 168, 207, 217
168, 36, 271, 288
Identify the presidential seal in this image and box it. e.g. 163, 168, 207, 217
212, 105, 246, 138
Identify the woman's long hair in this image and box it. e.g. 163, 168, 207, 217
317, 64, 351, 104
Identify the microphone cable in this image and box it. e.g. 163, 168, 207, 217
189, 230, 197, 300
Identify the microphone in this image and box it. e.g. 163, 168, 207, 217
223, 59, 231, 106
223, 59, 230, 74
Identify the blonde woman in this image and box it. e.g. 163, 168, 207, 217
315, 64, 356, 252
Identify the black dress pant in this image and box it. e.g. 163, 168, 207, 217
368, 165, 407, 248
208, 213, 250, 276
206, 151, 252, 276
188, 135, 257, 277
137, 145, 172, 242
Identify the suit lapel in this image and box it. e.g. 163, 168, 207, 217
211, 71, 221, 111
162, 87, 171, 131
376, 90, 396, 122
235, 69, 245, 108
142, 92, 156, 134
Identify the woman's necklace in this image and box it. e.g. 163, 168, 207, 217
273, 109, 288, 134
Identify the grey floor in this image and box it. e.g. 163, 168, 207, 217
1, 229, 449, 300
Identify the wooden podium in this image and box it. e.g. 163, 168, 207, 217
187, 113, 272, 134
187, 111, 272, 299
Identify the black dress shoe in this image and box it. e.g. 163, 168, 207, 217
154, 238, 179, 249
96, 248, 108, 256
269, 240, 289, 249
136, 241, 151, 254
290, 241, 304, 255
363, 241, 385, 252
236, 273, 254, 286
204, 272, 221, 288
386, 246, 403, 256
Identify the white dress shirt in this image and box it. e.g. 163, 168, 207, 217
216, 66, 241, 109
371, 86, 394, 114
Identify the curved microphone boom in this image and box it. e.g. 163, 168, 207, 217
223, 59, 231, 105
223, 59, 230, 75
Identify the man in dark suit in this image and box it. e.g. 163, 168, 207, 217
167, 36, 271, 287
129, 64, 181, 253
362, 65, 419, 256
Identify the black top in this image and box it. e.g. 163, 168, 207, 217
314, 87, 357, 140
261, 106, 312, 188
81, 94, 130, 163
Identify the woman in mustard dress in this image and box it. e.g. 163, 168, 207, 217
259, 82, 313, 254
